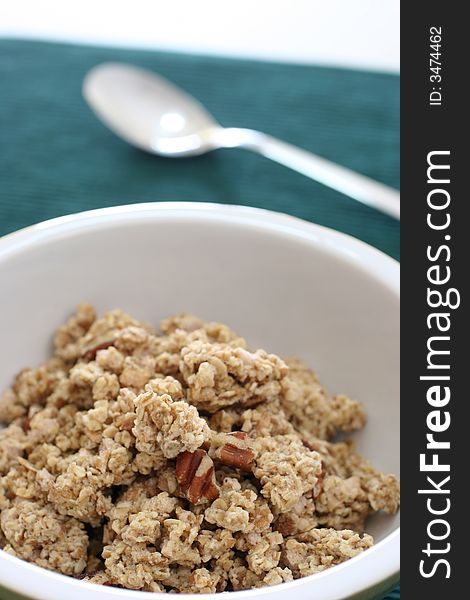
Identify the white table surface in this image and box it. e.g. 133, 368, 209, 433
0, 0, 399, 73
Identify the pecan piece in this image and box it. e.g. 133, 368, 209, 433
209, 431, 255, 472
82, 340, 115, 361
176, 449, 220, 504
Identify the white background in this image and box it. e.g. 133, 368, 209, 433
0, 0, 399, 72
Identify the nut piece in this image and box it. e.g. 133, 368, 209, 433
176, 450, 220, 504
209, 431, 255, 472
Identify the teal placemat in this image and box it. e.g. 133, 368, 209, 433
0, 39, 399, 599
0, 39, 399, 258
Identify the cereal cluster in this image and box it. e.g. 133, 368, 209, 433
0, 306, 399, 593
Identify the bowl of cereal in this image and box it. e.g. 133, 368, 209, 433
0, 203, 399, 600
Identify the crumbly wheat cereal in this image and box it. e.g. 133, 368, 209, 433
0, 306, 399, 593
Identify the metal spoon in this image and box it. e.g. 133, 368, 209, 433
83, 63, 400, 219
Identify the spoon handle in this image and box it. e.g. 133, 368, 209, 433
216, 128, 400, 220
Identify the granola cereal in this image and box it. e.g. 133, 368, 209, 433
0, 305, 400, 593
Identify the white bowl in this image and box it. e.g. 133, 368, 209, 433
0, 203, 399, 600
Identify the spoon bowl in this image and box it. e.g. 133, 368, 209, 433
83, 63, 221, 156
